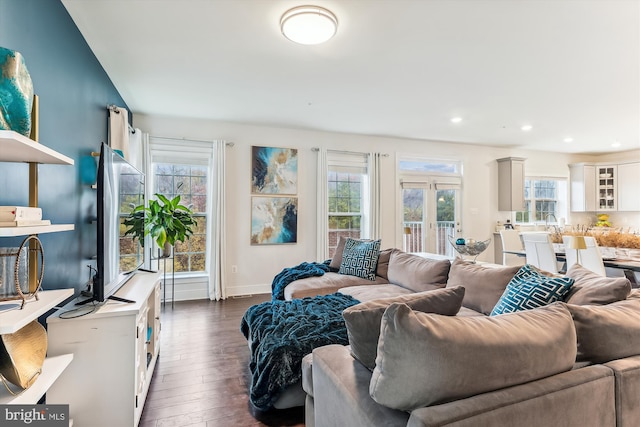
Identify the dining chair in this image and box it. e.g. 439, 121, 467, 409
562, 235, 606, 276
499, 229, 525, 267
521, 232, 558, 274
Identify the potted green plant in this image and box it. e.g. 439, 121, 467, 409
124, 194, 197, 257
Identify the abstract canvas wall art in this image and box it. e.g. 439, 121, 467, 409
251, 146, 298, 194
251, 197, 298, 244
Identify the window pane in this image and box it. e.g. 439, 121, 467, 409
399, 160, 459, 173
403, 188, 423, 222
152, 162, 209, 273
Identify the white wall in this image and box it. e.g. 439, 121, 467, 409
134, 114, 630, 297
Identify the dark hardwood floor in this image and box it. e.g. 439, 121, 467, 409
140, 295, 306, 427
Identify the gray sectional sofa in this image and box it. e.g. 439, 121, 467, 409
278, 245, 640, 426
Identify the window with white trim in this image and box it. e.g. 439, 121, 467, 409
399, 157, 462, 256
148, 138, 213, 274
515, 178, 568, 224
327, 151, 370, 258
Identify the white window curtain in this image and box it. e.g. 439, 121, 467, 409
316, 148, 328, 262
369, 152, 382, 239
108, 106, 130, 160
209, 140, 226, 300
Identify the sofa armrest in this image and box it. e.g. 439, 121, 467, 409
605, 355, 640, 427
312, 344, 409, 427
407, 365, 615, 427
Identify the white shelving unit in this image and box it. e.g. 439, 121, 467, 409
0, 289, 74, 404
0, 289, 73, 334
47, 272, 161, 427
0, 130, 75, 405
0, 130, 73, 164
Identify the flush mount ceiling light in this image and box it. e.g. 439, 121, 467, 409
280, 6, 338, 45
521, 125, 533, 131
450, 117, 463, 123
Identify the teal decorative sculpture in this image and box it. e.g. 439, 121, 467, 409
0, 47, 34, 137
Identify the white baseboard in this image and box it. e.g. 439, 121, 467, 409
226, 283, 271, 297
160, 277, 271, 301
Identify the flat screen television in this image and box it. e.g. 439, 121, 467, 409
90, 142, 145, 304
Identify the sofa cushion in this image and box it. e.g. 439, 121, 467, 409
338, 284, 413, 302
369, 302, 576, 411
329, 236, 349, 270
386, 251, 450, 292
339, 238, 381, 281
566, 298, 640, 363
284, 272, 390, 300
375, 248, 395, 280
446, 258, 521, 315
342, 287, 465, 370
490, 264, 574, 315
564, 263, 631, 305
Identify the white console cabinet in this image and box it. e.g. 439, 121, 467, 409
46, 271, 161, 427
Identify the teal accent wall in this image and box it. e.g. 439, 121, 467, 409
0, 0, 128, 292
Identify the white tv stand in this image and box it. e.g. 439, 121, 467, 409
46, 271, 161, 427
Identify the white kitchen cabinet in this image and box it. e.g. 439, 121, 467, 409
617, 162, 640, 212
569, 163, 596, 212
497, 157, 526, 211
47, 272, 161, 427
596, 165, 617, 211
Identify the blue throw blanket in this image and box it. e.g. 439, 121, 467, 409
240, 292, 359, 411
271, 260, 330, 300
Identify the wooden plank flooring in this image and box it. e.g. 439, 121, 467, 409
140, 295, 305, 427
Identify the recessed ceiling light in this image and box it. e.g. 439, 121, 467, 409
564, 137, 574, 143
281, 6, 338, 45
521, 125, 533, 132
450, 117, 462, 123
611, 141, 621, 148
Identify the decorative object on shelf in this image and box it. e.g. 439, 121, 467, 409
251, 196, 298, 245
0, 235, 43, 308
595, 214, 611, 227
0, 246, 28, 300
251, 146, 298, 195
448, 236, 491, 263
0, 319, 47, 394
0, 47, 34, 137
123, 194, 197, 258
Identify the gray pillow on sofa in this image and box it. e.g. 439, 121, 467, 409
342, 287, 465, 370
564, 263, 631, 305
329, 236, 349, 270
369, 302, 576, 411
566, 298, 640, 363
386, 251, 451, 292
446, 258, 521, 315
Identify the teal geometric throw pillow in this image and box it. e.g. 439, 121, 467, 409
339, 238, 381, 281
490, 264, 574, 316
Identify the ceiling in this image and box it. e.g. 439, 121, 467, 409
61, 0, 639, 155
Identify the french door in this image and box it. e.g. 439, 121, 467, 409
402, 181, 461, 256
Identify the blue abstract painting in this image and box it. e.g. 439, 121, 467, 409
252, 146, 298, 194
251, 197, 298, 245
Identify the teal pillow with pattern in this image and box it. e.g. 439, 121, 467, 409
339, 238, 381, 281
491, 264, 574, 316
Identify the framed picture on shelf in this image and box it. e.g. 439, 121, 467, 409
251, 196, 298, 245
251, 146, 298, 195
